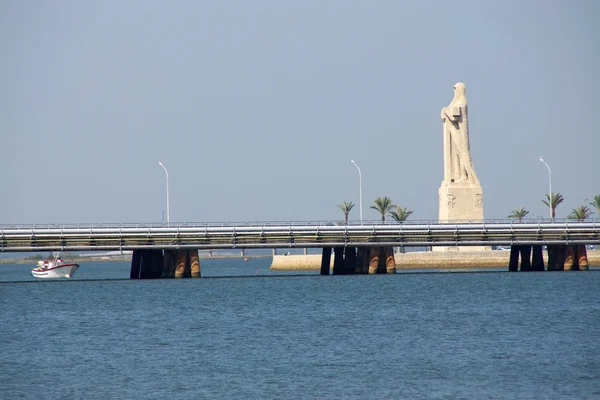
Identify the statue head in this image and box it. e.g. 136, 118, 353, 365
453, 82, 466, 96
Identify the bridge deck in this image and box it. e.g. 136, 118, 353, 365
1, 221, 598, 252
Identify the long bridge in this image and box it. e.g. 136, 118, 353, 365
2, 220, 598, 277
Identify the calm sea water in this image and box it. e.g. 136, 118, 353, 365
1, 259, 599, 399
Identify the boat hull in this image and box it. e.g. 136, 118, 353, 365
31, 264, 79, 279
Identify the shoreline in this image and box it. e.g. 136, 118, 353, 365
271, 250, 600, 270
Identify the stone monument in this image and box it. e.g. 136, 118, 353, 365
438, 82, 484, 223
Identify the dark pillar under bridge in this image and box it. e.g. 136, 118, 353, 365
344, 247, 357, 275
332, 247, 345, 275
130, 250, 142, 279
508, 246, 519, 272
149, 250, 164, 279
531, 245, 545, 271
320, 247, 332, 275
519, 246, 532, 271
162, 250, 178, 278
139, 250, 154, 279
356, 248, 367, 274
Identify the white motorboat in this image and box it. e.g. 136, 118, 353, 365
31, 253, 79, 279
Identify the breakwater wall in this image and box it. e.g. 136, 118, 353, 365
271, 250, 600, 270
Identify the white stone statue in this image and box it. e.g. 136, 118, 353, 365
440, 82, 480, 186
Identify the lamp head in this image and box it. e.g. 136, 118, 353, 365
539, 157, 543, 162
350, 160, 355, 163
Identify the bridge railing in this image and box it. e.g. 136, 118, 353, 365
0, 217, 597, 231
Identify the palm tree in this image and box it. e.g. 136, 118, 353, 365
389, 206, 413, 222
337, 201, 355, 225
589, 195, 600, 216
508, 206, 529, 222
370, 196, 395, 222
541, 192, 564, 219
568, 206, 592, 221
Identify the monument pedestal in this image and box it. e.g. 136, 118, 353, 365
438, 183, 484, 222
435, 182, 488, 252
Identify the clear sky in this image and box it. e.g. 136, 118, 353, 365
1, 1, 598, 225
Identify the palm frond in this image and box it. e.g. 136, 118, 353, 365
389, 206, 413, 222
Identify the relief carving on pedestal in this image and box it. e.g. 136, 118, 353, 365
474, 193, 483, 208
447, 194, 456, 209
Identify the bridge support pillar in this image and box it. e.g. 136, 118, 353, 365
175, 250, 191, 278
130, 250, 163, 279
356, 248, 367, 274
519, 246, 532, 271
564, 245, 580, 271
531, 245, 545, 271
555, 245, 567, 271
149, 250, 163, 278
130, 250, 142, 279
332, 247, 345, 275
163, 250, 177, 278
190, 250, 201, 278
320, 247, 332, 275
366, 247, 395, 274
139, 250, 153, 279
343, 247, 357, 275
368, 247, 380, 274
385, 247, 396, 274
508, 246, 519, 272
547, 245, 561, 271
577, 245, 589, 270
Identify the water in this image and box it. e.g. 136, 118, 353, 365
1, 260, 599, 399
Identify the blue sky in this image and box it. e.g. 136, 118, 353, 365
1, 1, 598, 224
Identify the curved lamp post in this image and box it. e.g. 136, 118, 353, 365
158, 161, 170, 224
539, 157, 552, 219
350, 160, 363, 224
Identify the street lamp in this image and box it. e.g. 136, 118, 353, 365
158, 161, 170, 224
539, 157, 552, 219
350, 160, 363, 224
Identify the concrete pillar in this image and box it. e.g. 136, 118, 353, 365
140, 250, 154, 279
190, 250, 200, 278
577, 245, 589, 271
555, 245, 567, 271
356, 248, 367, 274
519, 246, 532, 271
332, 247, 345, 275
272, 249, 276, 256
368, 247, 380, 274
320, 247, 331, 275
240, 249, 245, 258
344, 247, 357, 275
149, 250, 164, 279
304, 248, 308, 255
175, 250, 189, 279
508, 246, 519, 272
162, 250, 177, 278
130, 250, 142, 279
564, 245, 577, 271
547, 245, 564, 271
384, 247, 396, 274
531, 245, 545, 271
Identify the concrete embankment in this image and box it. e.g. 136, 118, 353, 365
271, 250, 600, 270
